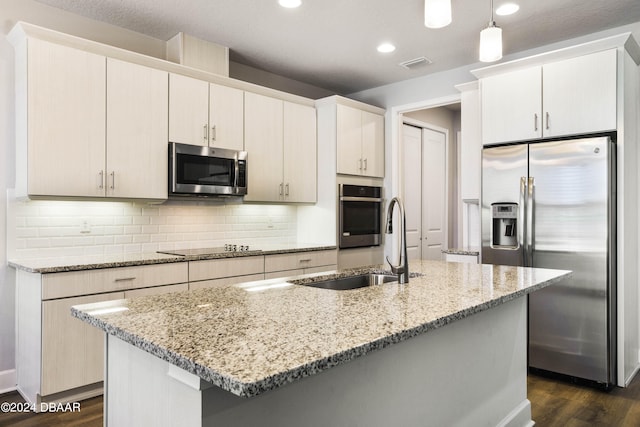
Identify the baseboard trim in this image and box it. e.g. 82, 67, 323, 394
497, 399, 533, 427
0, 369, 17, 394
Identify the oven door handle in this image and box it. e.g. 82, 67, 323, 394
339, 197, 383, 202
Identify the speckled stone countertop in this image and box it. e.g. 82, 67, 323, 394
72, 260, 570, 398
8, 243, 336, 273
442, 247, 480, 256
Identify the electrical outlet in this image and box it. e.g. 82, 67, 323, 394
80, 220, 91, 234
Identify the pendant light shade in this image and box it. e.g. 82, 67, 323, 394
424, 0, 452, 29
479, 0, 503, 62
479, 22, 502, 62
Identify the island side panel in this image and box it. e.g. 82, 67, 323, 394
105, 297, 531, 427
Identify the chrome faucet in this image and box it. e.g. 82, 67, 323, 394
385, 197, 409, 284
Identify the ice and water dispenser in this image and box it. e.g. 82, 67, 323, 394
491, 203, 518, 248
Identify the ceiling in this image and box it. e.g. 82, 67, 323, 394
34, 0, 640, 95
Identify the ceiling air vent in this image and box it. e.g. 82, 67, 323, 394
398, 56, 433, 70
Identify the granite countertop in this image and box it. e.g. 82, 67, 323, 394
442, 247, 480, 256
71, 260, 570, 398
8, 243, 336, 273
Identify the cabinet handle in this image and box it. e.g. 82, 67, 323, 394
364, 158, 368, 171
545, 112, 550, 130
98, 171, 104, 189
110, 171, 115, 190
285, 183, 289, 196
279, 183, 283, 196
299, 258, 312, 263
359, 158, 363, 170
534, 113, 538, 132
204, 124, 208, 142
211, 125, 217, 141
114, 277, 136, 282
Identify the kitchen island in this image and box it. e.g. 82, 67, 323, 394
72, 260, 570, 427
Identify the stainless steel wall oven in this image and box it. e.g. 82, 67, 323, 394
339, 184, 382, 249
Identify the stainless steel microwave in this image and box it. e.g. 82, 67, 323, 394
169, 142, 247, 197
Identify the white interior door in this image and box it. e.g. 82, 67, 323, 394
403, 124, 423, 260
422, 128, 447, 259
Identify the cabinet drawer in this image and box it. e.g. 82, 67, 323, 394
264, 269, 304, 280
125, 283, 189, 299
189, 273, 265, 291
264, 250, 337, 273
42, 263, 189, 300
189, 256, 264, 282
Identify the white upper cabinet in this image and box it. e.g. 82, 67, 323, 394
244, 92, 317, 203
244, 92, 284, 202
481, 67, 542, 144
481, 49, 617, 145
543, 49, 617, 138
209, 83, 244, 151
169, 73, 209, 146
17, 39, 168, 199
169, 73, 244, 150
24, 38, 106, 197
106, 58, 168, 199
361, 110, 385, 177
283, 102, 317, 203
336, 104, 384, 177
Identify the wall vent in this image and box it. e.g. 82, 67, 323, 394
398, 56, 433, 70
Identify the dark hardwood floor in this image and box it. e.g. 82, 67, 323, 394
1, 373, 639, 426
0, 392, 102, 427
528, 373, 640, 426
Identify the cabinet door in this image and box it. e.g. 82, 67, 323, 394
244, 92, 284, 202
209, 83, 244, 150
41, 291, 125, 395
543, 49, 617, 138
481, 67, 542, 144
106, 59, 168, 199
283, 102, 317, 202
169, 73, 209, 146
27, 39, 106, 197
361, 111, 384, 177
336, 104, 364, 175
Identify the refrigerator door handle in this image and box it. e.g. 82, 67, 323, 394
526, 176, 535, 267
519, 176, 527, 265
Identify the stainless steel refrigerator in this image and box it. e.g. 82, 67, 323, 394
481, 136, 616, 387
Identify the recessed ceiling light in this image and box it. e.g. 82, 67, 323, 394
278, 0, 301, 8
377, 43, 396, 53
496, 2, 519, 16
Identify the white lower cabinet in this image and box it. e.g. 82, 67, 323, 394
16, 263, 188, 404
41, 292, 124, 396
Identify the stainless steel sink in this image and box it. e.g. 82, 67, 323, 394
298, 273, 398, 291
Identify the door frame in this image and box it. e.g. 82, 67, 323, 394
386, 94, 460, 261
401, 118, 450, 260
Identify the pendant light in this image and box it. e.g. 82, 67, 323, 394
424, 0, 452, 29
479, 0, 503, 62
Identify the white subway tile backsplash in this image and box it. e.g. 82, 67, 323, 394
9, 199, 298, 260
